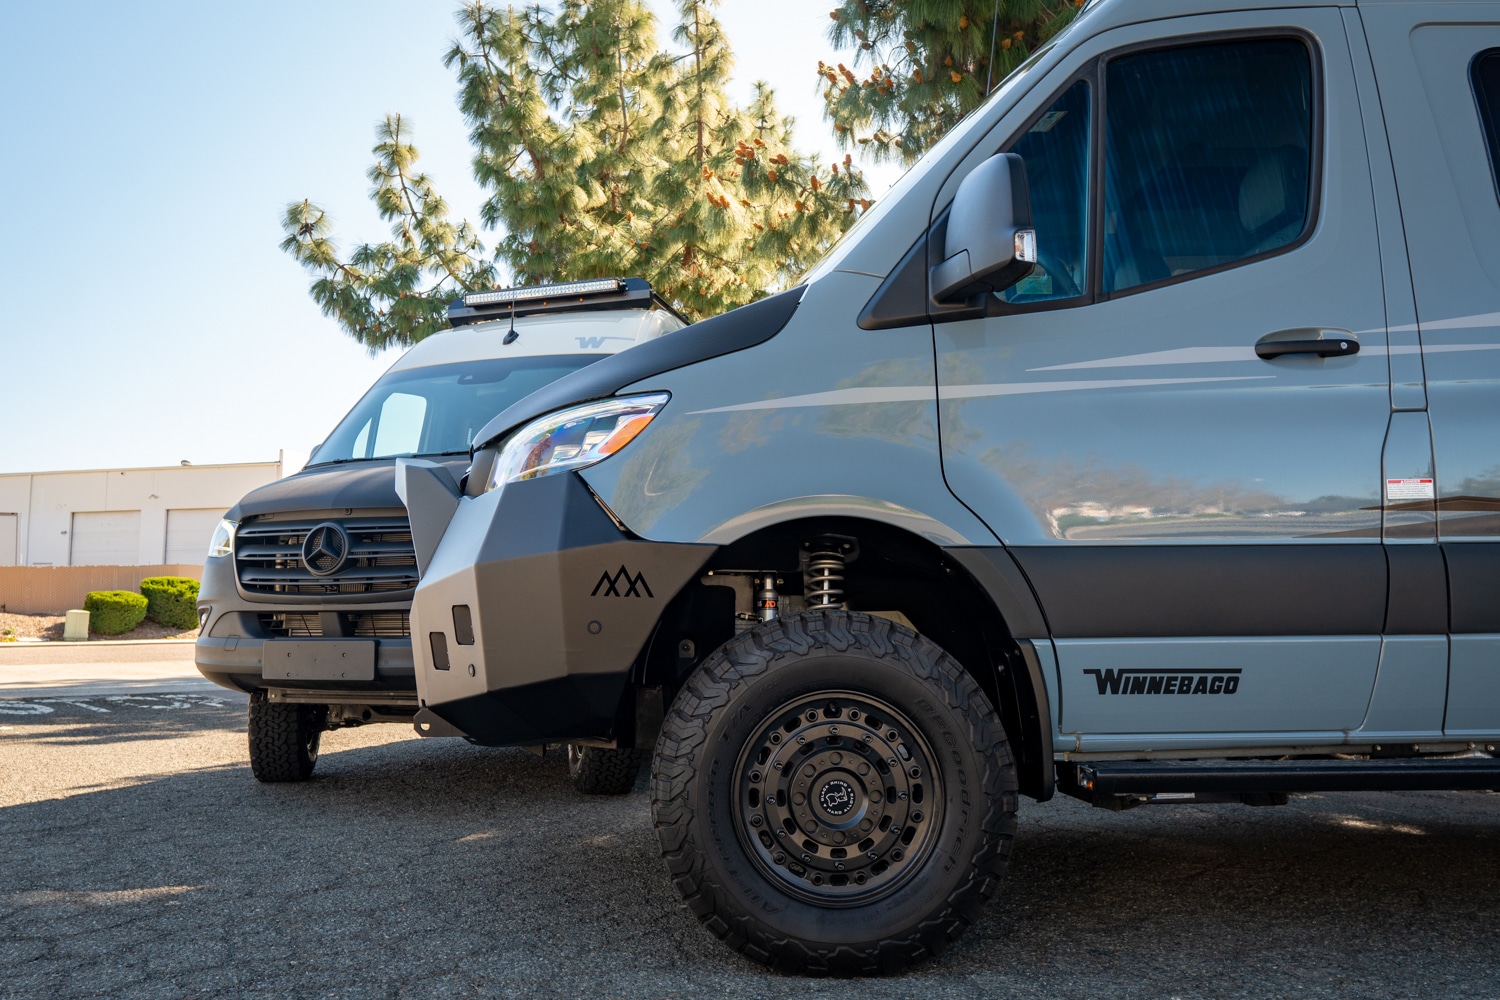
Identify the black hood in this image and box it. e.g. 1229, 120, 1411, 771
227, 457, 470, 520
471, 285, 804, 449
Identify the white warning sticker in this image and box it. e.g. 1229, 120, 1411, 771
1386, 478, 1435, 501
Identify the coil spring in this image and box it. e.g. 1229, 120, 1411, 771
804, 550, 846, 609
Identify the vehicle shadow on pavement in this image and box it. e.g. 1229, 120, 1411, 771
1, 729, 1496, 998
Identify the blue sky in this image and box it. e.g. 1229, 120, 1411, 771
0, 1, 899, 476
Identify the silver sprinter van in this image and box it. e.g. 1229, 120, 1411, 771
397, 0, 1500, 974
193, 279, 683, 782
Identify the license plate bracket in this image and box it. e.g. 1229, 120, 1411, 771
262, 639, 376, 681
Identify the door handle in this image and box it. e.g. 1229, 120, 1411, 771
1255, 328, 1359, 360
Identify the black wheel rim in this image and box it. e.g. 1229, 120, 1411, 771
731, 690, 942, 907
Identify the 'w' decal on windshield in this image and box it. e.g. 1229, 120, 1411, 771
592, 566, 653, 598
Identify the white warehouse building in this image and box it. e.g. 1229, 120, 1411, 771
0, 459, 284, 567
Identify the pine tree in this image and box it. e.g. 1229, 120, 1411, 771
281, 116, 496, 351
282, 0, 868, 351
643, 0, 870, 317
819, 0, 1081, 163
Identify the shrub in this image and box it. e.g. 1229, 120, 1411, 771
84, 591, 149, 636
140, 576, 200, 630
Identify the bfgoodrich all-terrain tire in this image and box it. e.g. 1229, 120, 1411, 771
652, 610, 1018, 975
247, 691, 327, 783
567, 744, 646, 795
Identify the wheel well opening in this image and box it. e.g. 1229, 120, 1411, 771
638, 516, 1053, 800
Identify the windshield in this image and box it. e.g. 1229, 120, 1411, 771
309, 355, 605, 465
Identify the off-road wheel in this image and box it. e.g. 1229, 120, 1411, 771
248, 691, 327, 783
652, 609, 1018, 975
568, 744, 646, 795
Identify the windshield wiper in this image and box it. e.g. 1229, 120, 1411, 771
306, 450, 470, 469
304, 457, 369, 468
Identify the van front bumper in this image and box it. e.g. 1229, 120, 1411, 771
194, 635, 415, 697
407, 473, 714, 747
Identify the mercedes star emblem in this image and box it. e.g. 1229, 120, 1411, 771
301, 522, 350, 576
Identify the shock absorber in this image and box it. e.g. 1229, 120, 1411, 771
756, 575, 780, 622
803, 548, 846, 609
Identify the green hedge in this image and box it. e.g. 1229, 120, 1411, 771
84, 591, 149, 636
140, 576, 200, 630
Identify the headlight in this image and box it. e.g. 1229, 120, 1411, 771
490, 393, 670, 489
207, 519, 238, 558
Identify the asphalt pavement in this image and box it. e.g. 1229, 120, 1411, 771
0, 695, 1497, 999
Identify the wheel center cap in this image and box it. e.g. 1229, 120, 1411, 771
818, 778, 857, 816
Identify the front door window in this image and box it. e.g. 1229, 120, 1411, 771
1000, 79, 1091, 304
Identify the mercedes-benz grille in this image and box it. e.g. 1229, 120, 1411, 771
235, 517, 417, 596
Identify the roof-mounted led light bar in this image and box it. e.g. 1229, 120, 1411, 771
446, 276, 686, 328
461, 278, 623, 308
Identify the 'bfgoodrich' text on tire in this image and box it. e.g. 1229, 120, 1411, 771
651, 609, 1018, 974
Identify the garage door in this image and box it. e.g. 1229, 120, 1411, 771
70, 511, 141, 566
0, 514, 15, 566
165, 508, 227, 565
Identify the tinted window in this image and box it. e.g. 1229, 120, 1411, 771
310, 355, 604, 465
1002, 79, 1091, 304
1472, 49, 1500, 201
1104, 39, 1313, 294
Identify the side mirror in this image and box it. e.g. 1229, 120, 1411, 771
930, 152, 1038, 304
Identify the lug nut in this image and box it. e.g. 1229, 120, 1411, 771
773, 852, 786, 865
750, 815, 763, 827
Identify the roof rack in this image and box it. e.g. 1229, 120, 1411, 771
446, 276, 687, 327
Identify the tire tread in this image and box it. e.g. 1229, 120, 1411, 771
651, 609, 1018, 975
247, 691, 323, 783
569, 745, 646, 795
